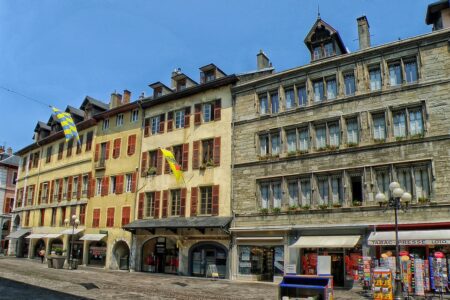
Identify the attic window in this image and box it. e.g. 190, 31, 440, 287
154, 87, 162, 98
177, 79, 186, 91
204, 70, 215, 83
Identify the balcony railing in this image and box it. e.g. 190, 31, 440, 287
95, 158, 106, 170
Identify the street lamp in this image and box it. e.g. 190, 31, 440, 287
65, 214, 80, 270
375, 182, 411, 300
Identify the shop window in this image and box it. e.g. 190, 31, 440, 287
285, 88, 295, 110
170, 189, 181, 216
238, 246, 284, 279
369, 67, 382, 91
200, 186, 212, 215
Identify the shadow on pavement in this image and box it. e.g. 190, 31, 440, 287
0, 277, 92, 300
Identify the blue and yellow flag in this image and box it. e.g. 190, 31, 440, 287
51, 107, 80, 143
160, 148, 183, 182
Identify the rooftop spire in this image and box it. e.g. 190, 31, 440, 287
317, 4, 321, 19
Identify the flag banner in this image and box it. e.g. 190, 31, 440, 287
160, 148, 183, 182
51, 107, 80, 143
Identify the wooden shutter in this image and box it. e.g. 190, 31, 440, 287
192, 141, 200, 169
87, 172, 94, 198
105, 141, 110, 160
144, 118, 150, 137
194, 104, 202, 125
212, 185, 219, 215
182, 143, 189, 171
156, 149, 163, 175
58, 179, 63, 201
167, 111, 173, 132
190, 187, 198, 216
94, 144, 100, 162
138, 193, 144, 219
113, 138, 121, 159
101, 177, 109, 196
31, 185, 36, 205
162, 190, 168, 218
214, 99, 221, 121
180, 188, 186, 217
77, 174, 82, 199
122, 206, 131, 226
158, 114, 165, 133
127, 135, 136, 155
131, 172, 137, 193
38, 183, 43, 205
116, 175, 124, 195
141, 152, 148, 177
24, 187, 28, 206
49, 180, 54, 203
213, 137, 221, 166
154, 191, 161, 219
67, 176, 73, 200
184, 107, 191, 128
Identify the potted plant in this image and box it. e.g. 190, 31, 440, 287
288, 205, 298, 214
418, 197, 429, 204
302, 205, 310, 210
147, 167, 157, 176
332, 203, 342, 208
272, 207, 281, 214
206, 160, 215, 167
318, 204, 328, 210
260, 208, 269, 215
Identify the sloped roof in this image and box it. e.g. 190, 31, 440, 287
66, 105, 84, 118
34, 121, 51, 132
0, 154, 19, 167
79, 96, 109, 111
426, 0, 450, 24
304, 17, 347, 55
123, 216, 232, 230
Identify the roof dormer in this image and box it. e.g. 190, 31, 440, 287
199, 63, 226, 83
34, 121, 51, 141
171, 69, 198, 92
304, 17, 347, 62
149, 82, 173, 98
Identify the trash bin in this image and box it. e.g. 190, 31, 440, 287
71, 259, 78, 270
47, 257, 53, 268
278, 275, 332, 300
119, 256, 129, 270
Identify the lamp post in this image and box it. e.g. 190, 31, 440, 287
65, 214, 80, 270
375, 182, 411, 300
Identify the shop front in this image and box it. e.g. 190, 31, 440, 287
81, 234, 108, 267
190, 242, 228, 278
5, 227, 30, 258
142, 237, 179, 274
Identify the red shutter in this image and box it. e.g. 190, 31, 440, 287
154, 191, 161, 219
212, 185, 219, 216
182, 143, 189, 171
214, 99, 221, 121
77, 174, 82, 200
122, 206, 131, 226
141, 152, 148, 177
131, 172, 137, 193
194, 104, 202, 125
213, 137, 221, 166
58, 179, 63, 201
184, 107, 191, 128
158, 114, 165, 133
192, 141, 200, 169
101, 177, 109, 196
113, 138, 121, 159
162, 190, 168, 218
94, 144, 100, 162
156, 149, 163, 175
87, 172, 94, 198
49, 180, 54, 203
138, 193, 144, 219
180, 188, 186, 217
190, 187, 198, 216
167, 111, 173, 132
105, 141, 110, 160
116, 175, 124, 195
127, 135, 136, 156
144, 118, 150, 137
67, 176, 73, 200
38, 183, 43, 205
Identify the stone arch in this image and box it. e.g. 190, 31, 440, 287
188, 241, 229, 278
2, 220, 11, 231
110, 239, 130, 270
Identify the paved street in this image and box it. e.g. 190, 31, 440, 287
0, 257, 370, 299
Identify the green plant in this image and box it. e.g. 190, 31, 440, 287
332, 203, 342, 208
147, 167, 157, 176
327, 145, 338, 151
374, 138, 385, 144
410, 133, 424, 139
352, 200, 362, 207
287, 151, 297, 157
260, 208, 269, 215
317, 146, 327, 152
318, 204, 329, 210
395, 136, 405, 141
53, 247, 63, 255
302, 205, 310, 210
289, 205, 298, 211
418, 197, 429, 204
272, 207, 281, 214
297, 150, 309, 155
347, 142, 358, 148
206, 160, 214, 167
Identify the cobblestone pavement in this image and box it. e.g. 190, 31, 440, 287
0, 257, 371, 299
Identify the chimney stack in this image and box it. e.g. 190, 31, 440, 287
7, 147, 12, 155
110, 93, 122, 109
357, 16, 371, 50
257, 50, 270, 70
139, 92, 145, 99
123, 90, 131, 104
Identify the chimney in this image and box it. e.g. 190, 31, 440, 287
123, 90, 131, 104
171, 68, 182, 89
109, 93, 122, 109
357, 16, 371, 50
0, 146, 4, 154
7, 147, 12, 155
139, 92, 145, 99
257, 50, 270, 70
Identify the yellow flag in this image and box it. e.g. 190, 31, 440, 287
160, 148, 183, 182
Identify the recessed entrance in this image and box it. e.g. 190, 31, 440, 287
141, 237, 178, 274
190, 242, 227, 278
88, 241, 107, 267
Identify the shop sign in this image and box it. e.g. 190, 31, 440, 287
368, 239, 450, 246
156, 243, 166, 254
284, 264, 296, 275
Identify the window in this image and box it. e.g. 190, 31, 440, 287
288, 181, 298, 206
328, 123, 340, 147
313, 80, 324, 102
344, 73, 356, 96
326, 78, 337, 100
409, 110, 423, 136
116, 114, 124, 127
127, 134, 136, 155
130, 109, 139, 123
85, 131, 93, 151
58, 142, 64, 160
121, 207, 130, 226
125, 174, 132, 192
346, 118, 358, 145
369, 67, 382, 91
259, 94, 268, 115
76, 134, 84, 154
151, 115, 160, 135
66, 139, 73, 157
177, 79, 186, 91
72, 177, 78, 199
145, 192, 155, 217
372, 114, 386, 141
271, 132, 280, 155
393, 111, 406, 138
110, 176, 116, 194
102, 118, 110, 131
376, 169, 390, 199
414, 166, 430, 201
200, 186, 213, 215
53, 181, 59, 201
171, 189, 181, 216
259, 180, 282, 209
315, 125, 326, 149
317, 177, 329, 206
41, 183, 48, 202
96, 178, 102, 196
60, 207, 66, 226
286, 130, 297, 153
300, 179, 311, 207
25, 211, 30, 227
63, 178, 69, 200
79, 204, 86, 225
405, 60, 418, 83
313, 46, 322, 60
27, 185, 34, 206
106, 207, 114, 227
201, 139, 214, 164
92, 208, 100, 228
203, 103, 212, 122
175, 109, 185, 128
149, 150, 158, 169
324, 42, 334, 57
172, 145, 183, 166
259, 134, 269, 156
82, 175, 88, 197
397, 168, 412, 194
51, 208, 57, 226
299, 128, 309, 152
46, 146, 52, 163
270, 92, 279, 114
331, 176, 342, 205
297, 85, 307, 107
285, 89, 295, 110
259, 132, 280, 156
389, 63, 402, 86
204, 70, 215, 82
32, 151, 40, 168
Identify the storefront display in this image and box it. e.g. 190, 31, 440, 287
238, 245, 284, 281
88, 241, 107, 266
190, 244, 227, 278
141, 237, 179, 274
373, 268, 393, 300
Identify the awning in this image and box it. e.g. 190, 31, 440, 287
5, 228, 31, 239
123, 217, 232, 230
60, 228, 84, 235
26, 233, 47, 239
45, 233, 62, 239
80, 234, 107, 241
236, 237, 284, 241
290, 235, 361, 248
368, 230, 450, 246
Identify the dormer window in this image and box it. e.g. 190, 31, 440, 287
305, 18, 347, 62
204, 70, 215, 83
177, 79, 186, 91
324, 42, 334, 57
313, 46, 322, 60
154, 87, 163, 98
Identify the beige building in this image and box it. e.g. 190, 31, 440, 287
231, 4, 450, 286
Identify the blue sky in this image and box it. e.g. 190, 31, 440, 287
0, 0, 431, 152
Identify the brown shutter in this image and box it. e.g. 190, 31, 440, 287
101, 177, 109, 196
182, 143, 189, 171
214, 99, 221, 121
38, 183, 43, 205
141, 152, 148, 177
212, 185, 219, 216
154, 191, 161, 219
156, 149, 163, 175
190, 187, 198, 216
138, 193, 144, 219
87, 172, 93, 198
144, 118, 150, 137
94, 144, 99, 162
127, 135, 136, 156
77, 174, 82, 200
192, 141, 200, 169
158, 114, 165, 133
180, 188, 186, 217
105, 141, 110, 160
213, 137, 221, 166
49, 180, 54, 202
45, 181, 50, 203
116, 175, 124, 195
67, 176, 73, 200
184, 107, 191, 128
167, 111, 173, 132
24, 187, 28, 206
113, 138, 121, 159
58, 179, 63, 201
162, 190, 168, 218
194, 104, 202, 125
131, 172, 137, 193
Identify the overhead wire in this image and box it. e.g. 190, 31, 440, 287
0, 85, 52, 108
